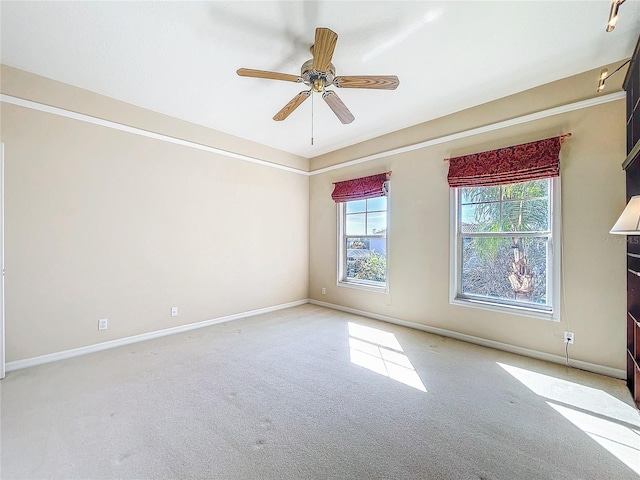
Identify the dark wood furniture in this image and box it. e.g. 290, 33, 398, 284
622, 35, 640, 409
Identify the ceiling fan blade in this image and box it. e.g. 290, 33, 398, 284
333, 75, 400, 90
273, 91, 311, 121
237, 68, 302, 83
322, 90, 354, 124
312, 27, 338, 72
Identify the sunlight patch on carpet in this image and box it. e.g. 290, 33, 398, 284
498, 362, 640, 475
348, 323, 426, 392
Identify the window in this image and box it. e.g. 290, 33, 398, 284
338, 195, 388, 290
451, 178, 560, 320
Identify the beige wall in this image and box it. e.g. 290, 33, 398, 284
1, 65, 309, 173
0, 61, 629, 372
309, 63, 628, 371
1, 66, 309, 361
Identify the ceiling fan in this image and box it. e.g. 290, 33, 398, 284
237, 27, 399, 124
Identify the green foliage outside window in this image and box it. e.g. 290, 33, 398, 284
460, 179, 550, 303
353, 252, 387, 283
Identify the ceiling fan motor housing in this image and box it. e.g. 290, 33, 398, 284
301, 59, 335, 92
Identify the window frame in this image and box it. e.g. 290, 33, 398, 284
449, 177, 561, 321
337, 187, 390, 293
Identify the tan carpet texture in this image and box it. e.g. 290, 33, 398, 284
1, 304, 638, 479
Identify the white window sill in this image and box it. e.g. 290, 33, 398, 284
337, 280, 388, 294
451, 296, 558, 322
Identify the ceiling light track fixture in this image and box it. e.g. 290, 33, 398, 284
236, 27, 399, 133
606, 0, 626, 32
597, 59, 631, 92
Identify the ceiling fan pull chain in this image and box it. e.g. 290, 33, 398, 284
311, 91, 314, 146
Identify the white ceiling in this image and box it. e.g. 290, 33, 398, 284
1, 1, 639, 158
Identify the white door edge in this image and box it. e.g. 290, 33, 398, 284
1, 143, 5, 379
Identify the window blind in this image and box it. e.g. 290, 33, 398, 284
446, 135, 570, 188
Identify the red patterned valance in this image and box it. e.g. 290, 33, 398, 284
331, 172, 391, 203
446, 135, 570, 188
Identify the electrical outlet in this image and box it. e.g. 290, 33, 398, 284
563, 331, 574, 344
321, 288, 326, 295
98, 318, 108, 331
171, 306, 178, 317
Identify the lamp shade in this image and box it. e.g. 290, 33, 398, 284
610, 195, 640, 234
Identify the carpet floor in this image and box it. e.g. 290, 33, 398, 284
1, 304, 639, 479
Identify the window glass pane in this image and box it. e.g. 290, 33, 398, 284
502, 179, 548, 200
501, 199, 549, 232
341, 194, 388, 289
460, 202, 500, 233
367, 212, 387, 235
346, 200, 366, 214
345, 238, 386, 284
346, 213, 366, 235
367, 196, 387, 212
461, 236, 548, 306
461, 186, 499, 204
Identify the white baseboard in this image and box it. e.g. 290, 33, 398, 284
309, 299, 626, 380
6, 299, 309, 372
7, 298, 626, 380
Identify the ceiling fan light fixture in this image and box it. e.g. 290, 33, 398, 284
312, 79, 325, 93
